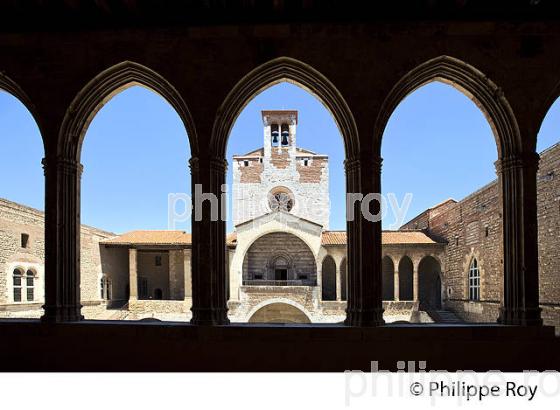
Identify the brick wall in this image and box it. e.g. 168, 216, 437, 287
402, 143, 560, 327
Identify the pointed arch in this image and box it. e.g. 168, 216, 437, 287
374, 55, 521, 158
210, 56, 359, 159
321, 255, 337, 301
0, 72, 46, 151
58, 61, 198, 160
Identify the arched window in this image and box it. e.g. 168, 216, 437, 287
271, 123, 280, 146
25, 269, 35, 302
280, 124, 289, 146
100, 275, 112, 301
12, 269, 23, 302
154, 288, 163, 300
273, 256, 289, 281
468, 258, 480, 301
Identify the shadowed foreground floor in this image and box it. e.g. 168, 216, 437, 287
0, 320, 558, 371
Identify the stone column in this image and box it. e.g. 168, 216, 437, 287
496, 153, 542, 326
41, 156, 84, 322
413, 266, 419, 302
393, 269, 400, 301
168, 250, 184, 300
336, 259, 342, 301
228, 248, 239, 302
189, 157, 230, 325
344, 156, 384, 326
183, 249, 192, 298
128, 248, 138, 301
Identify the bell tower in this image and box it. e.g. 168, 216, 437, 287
262, 110, 297, 159
232, 110, 330, 229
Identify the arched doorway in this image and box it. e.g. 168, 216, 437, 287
321, 256, 337, 301
154, 288, 163, 300
382, 256, 395, 300
248, 302, 311, 323
418, 256, 442, 310
398, 256, 413, 301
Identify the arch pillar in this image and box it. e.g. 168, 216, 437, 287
336, 258, 342, 301
189, 156, 230, 325
413, 265, 419, 303
344, 156, 384, 326
41, 155, 84, 322
393, 268, 400, 301
496, 153, 542, 326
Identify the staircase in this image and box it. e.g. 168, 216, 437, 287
427, 309, 463, 324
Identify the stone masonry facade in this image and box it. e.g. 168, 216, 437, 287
402, 142, 560, 327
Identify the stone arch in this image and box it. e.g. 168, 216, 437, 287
242, 232, 316, 283
382, 255, 395, 301
210, 56, 359, 159
0, 72, 46, 149
247, 299, 312, 324
58, 60, 198, 161
398, 255, 414, 301
418, 255, 442, 310
374, 55, 521, 158
321, 255, 337, 301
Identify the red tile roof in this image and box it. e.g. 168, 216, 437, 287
102, 230, 437, 247
101, 230, 237, 246
321, 230, 441, 245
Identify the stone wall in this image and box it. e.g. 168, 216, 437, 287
537, 143, 560, 326
0, 198, 113, 315
402, 143, 560, 327
99, 246, 129, 302
137, 251, 170, 300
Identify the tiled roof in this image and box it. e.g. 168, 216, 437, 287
321, 230, 441, 245
102, 230, 437, 247
101, 230, 237, 246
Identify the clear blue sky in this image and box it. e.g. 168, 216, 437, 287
0, 82, 558, 233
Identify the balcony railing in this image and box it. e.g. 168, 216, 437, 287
242, 279, 317, 287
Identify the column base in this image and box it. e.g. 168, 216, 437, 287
41, 305, 84, 323
498, 307, 543, 326
344, 307, 385, 327
190, 307, 230, 325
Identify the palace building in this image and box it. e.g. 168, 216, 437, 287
0, 111, 558, 328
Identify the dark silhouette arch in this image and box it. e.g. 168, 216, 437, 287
418, 256, 442, 310
382, 256, 395, 301
59, 61, 198, 160
398, 256, 414, 301
210, 56, 359, 160
374, 55, 521, 158
321, 256, 337, 301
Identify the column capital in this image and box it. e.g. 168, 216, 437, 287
494, 152, 539, 173
189, 156, 228, 173
344, 155, 382, 173
42, 156, 83, 176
